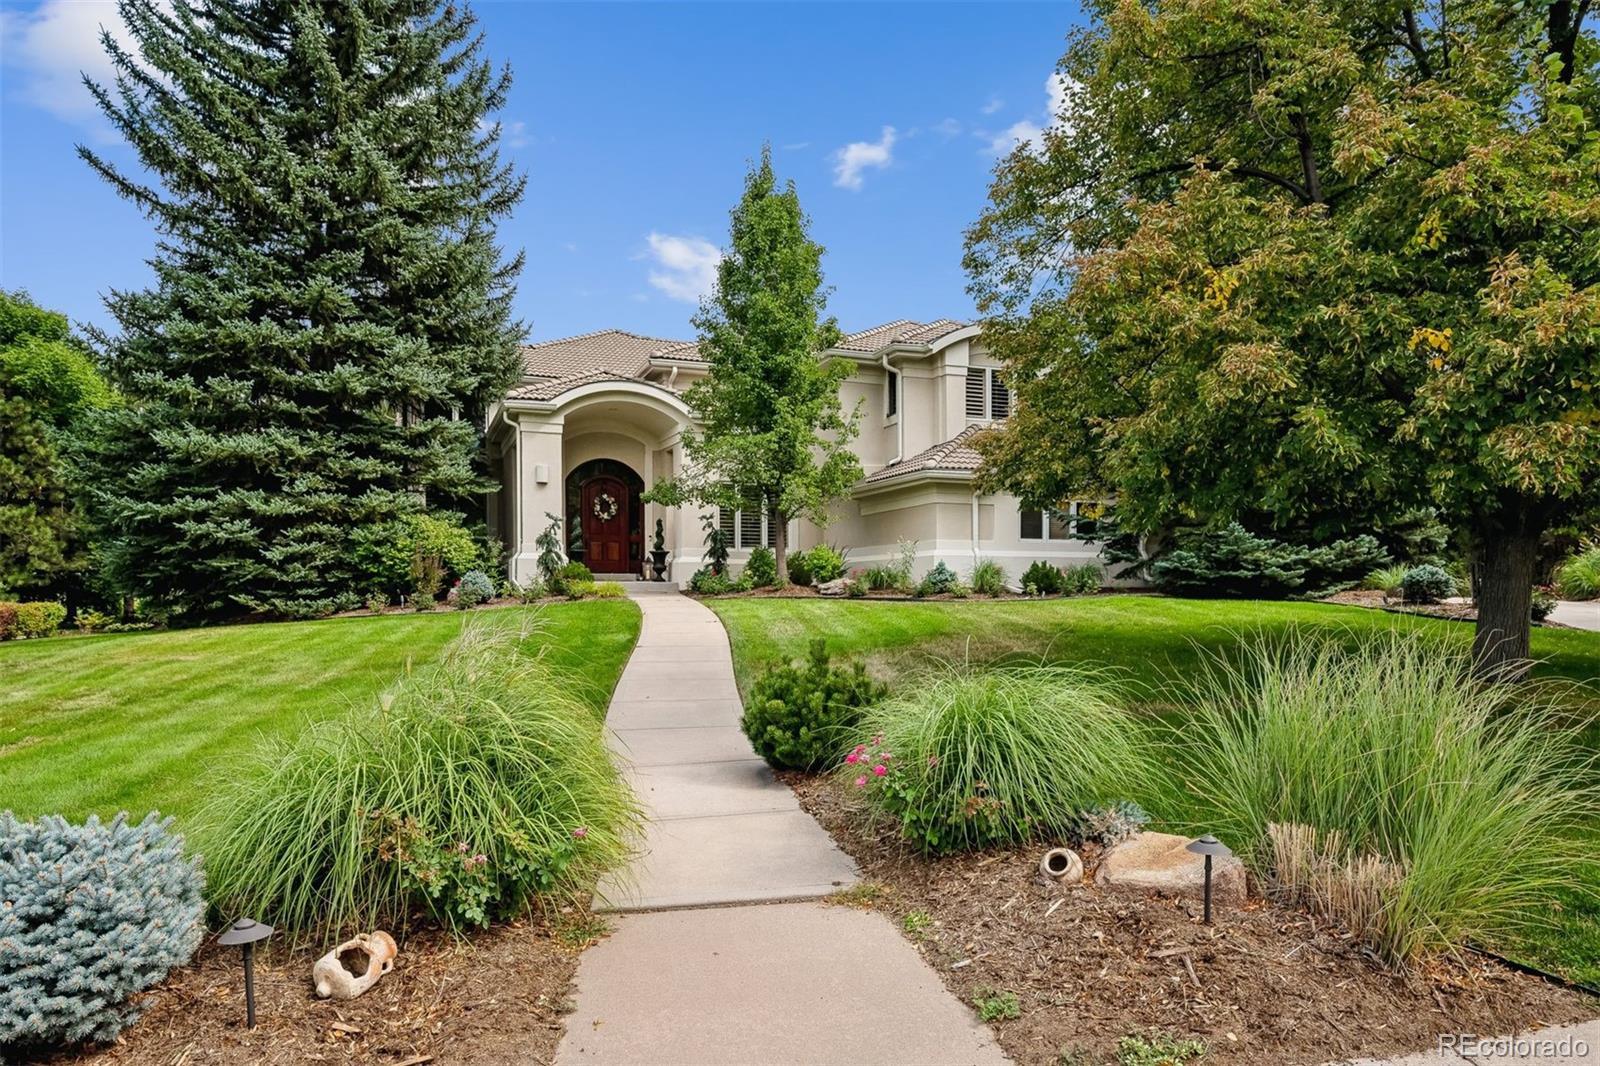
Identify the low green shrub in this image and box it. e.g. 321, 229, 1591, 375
591, 581, 626, 599
1360, 563, 1409, 596
455, 570, 496, 608
850, 663, 1156, 853
509, 578, 547, 602
785, 551, 814, 587
199, 620, 641, 934
1061, 562, 1102, 595
1169, 630, 1600, 966
1151, 522, 1388, 598
804, 544, 848, 584
565, 580, 596, 600
972, 988, 1021, 1022
744, 546, 777, 587
969, 559, 1007, 596
74, 608, 115, 632
0, 812, 203, 1049
690, 567, 752, 595
551, 561, 593, 597
1116, 1033, 1207, 1066
1531, 585, 1558, 621
8, 602, 66, 639
351, 512, 491, 599
364, 591, 389, 614
1020, 560, 1064, 595
845, 577, 868, 598
742, 639, 885, 771
916, 561, 959, 597
1555, 544, 1600, 600
1399, 563, 1454, 604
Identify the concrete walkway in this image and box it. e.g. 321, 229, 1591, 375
558, 586, 1008, 1066
1549, 599, 1600, 633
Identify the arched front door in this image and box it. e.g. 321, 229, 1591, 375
581, 475, 631, 572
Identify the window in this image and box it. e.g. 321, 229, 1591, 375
885, 368, 899, 419
966, 367, 1010, 420
1020, 500, 1103, 541
718, 496, 780, 549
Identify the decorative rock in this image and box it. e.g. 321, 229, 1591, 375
1096, 831, 1246, 906
817, 578, 849, 597
1039, 847, 1083, 884
312, 930, 398, 1000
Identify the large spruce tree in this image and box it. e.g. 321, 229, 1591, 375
79, 0, 524, 617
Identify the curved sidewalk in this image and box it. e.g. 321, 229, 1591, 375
557, 587, 1008, 1066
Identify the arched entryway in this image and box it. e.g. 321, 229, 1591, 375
565, 459, 645, 575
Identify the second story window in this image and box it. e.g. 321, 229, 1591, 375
966, 367, 1010, 420
885, 368, 899, 419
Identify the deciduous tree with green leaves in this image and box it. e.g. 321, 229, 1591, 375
646, 147, 862, 582
0, 291, 113, 597
77, 0, 524, 618
966, 0, 1599, 675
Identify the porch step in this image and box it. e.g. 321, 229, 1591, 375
593, 572, 641, 582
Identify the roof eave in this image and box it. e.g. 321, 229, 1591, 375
852, 468, 976, 498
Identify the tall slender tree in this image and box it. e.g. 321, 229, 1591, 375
78, 0, 524, 617
647, 147, 861, 582
966, 0, 1599, 674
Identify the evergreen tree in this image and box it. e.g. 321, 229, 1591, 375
78, 0, 525, 617
647, 147, 861, 582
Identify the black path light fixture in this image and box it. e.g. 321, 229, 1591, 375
217, 917, 274, 1028
1186, 834, 1232, 925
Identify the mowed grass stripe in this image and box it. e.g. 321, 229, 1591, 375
0, 601, 641, 824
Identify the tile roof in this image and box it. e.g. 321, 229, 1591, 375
835, 319, 968, 353
861, 423, 990, 484
506, 370, 680, 402
519, 329, 691, 379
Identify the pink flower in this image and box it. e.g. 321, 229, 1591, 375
872, 764, 888, 777
855, 775, 868, 788
845, 752, 859, 764
928, 755, 940, 767
572, 827, 588, 840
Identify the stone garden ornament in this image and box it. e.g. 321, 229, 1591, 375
312, 930, 398, 1000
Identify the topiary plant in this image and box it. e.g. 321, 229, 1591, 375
0, 812, 203, 1050
742, 639, 885, 770
917, 561, 959, 596
1400, 564, 1455, 604
456, 570, 496, 608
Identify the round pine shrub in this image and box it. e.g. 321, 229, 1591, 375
1400, 563, 1455, 604
917, 561, 959, 597
199, 620, 640, 934
850, 664, 1156, 853
455, 569, 496, 608
1021, 560, 1064, 595
1531, 585, 1558, 622
742, 639, 885, 770
0, 812, 203, 1050
743, 546, 777, 588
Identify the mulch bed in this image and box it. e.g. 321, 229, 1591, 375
1321, 588, 1481, 623
786, 772, 1596, 1066
51, 914, 588, 1066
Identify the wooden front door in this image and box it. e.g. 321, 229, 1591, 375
581, 476, 630, 572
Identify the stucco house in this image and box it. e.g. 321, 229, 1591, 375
484, 320, 1108, 587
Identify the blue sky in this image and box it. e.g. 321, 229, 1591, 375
1, 1, 1080, 344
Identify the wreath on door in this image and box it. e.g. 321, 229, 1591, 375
592, 492, 618, 521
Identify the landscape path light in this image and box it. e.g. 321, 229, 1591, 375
1185, 834, 1232, 925
217, 917, 274, 1028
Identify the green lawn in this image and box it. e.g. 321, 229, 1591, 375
708, 594, 1600, 988
0, 601, 640, 826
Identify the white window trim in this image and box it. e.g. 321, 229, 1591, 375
720, 505, 778, 550
883, 368, 900, 425
966, 366, 1009, 422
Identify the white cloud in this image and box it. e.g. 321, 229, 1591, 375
933, 117, 963, 138
982, 73, 1074, 156
832, 125, 896, 190
3, 0, 139, 125
980, 96, 1005, 115
781, 141, 811, 151
644, 232, 721, 303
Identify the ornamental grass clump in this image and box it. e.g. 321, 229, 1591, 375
1555, 543, 1600, 600
850, 664, 1156, 853
199, 619, 640, 937
1, 812, 203, 1051
1169, 630, 1600, 967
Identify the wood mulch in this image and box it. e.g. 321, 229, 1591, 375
41, 912, 591, 1066
786, 772, 1597, 1066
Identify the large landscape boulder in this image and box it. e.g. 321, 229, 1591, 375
1095, 831, 1246, 906
817, 578, 850, 597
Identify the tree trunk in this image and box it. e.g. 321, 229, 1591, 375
1472, 521, 1541, 680
771, 504, 789, 584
